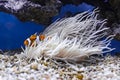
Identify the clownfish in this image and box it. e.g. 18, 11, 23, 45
24, 34, 45, 47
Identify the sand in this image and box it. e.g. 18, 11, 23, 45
0, 52, 120, 80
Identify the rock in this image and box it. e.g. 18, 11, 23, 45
27, 0, 46, 5
0, 0, 62, 25
115, 34, 120, 40
60, 0, 83, 5
30, 62, 38, 70
75, 73, 84, 80
111, 24, 120, 40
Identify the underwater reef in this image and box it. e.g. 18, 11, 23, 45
0, 10, 120, 80
0, 0, 120, 79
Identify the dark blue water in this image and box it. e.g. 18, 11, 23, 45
0, 12, 45, 50
109, 39, 120, 55
52, 3, 94, 22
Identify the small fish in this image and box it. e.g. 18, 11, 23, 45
24, 33, 45, 47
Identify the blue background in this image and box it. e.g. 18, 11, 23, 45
0, 12, 45, 50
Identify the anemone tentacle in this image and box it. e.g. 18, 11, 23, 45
22, 10, 114, 62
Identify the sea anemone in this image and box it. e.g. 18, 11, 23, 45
21, 9, 114, 62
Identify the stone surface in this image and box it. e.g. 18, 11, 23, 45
0, 53, 120, 80
0, 0, 62, 25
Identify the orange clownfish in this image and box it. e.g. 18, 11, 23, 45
24, 34, 45, 47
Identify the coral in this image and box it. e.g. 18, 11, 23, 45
21, 10, 114, 62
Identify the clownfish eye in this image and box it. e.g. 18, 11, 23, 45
24, 40, 29, 46
39, 34, 45, 41
30, 34, 37, 41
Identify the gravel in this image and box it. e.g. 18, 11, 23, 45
0, 53, 120, 80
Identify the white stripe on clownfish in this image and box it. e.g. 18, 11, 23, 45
36, 35, 40, 44
26, 38, 31, 46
